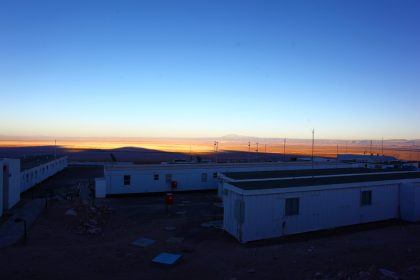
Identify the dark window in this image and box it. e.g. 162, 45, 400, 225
123, 175, 131, 186
285, 198, 299, 216
165, 174, 172, 183
361, 190, 372, 206
201, 173, 208, 182
154, 174, 159, 181
213, 172, 218, 178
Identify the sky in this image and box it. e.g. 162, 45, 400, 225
1, 0, 419, 140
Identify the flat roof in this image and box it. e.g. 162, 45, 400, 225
21, 156, 62, 171
230, 172, 420, 190
222, 168, 402, 180
105, 161, 352, 171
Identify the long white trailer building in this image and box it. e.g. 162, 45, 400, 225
95, 161, 357, 197
0, 158, 21, 217
218, 167, 405, 199
222, 171, 420, 243
20, 156, 68, 192
1, 156, 68, 217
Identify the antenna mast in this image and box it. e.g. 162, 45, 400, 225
311, 129, 315, 170
381, 137, 384, 156
283, 138, 286, 162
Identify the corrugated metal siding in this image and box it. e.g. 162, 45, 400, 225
239, 184, 401, 242
223, 189, 242, 241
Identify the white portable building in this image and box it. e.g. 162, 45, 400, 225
218, 167, 402, 199
20, 156, 68, 192
0, 158, 21, 216
97, 161, 356, 197
223, 171, 420, 243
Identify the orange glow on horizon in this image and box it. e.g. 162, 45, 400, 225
1, 138, 419, 161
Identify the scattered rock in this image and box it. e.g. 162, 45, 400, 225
314, 272, 323, 279
379, 268, 399, 280
201, 220, 223, 229
65, 209, 77, 216
247, 268, 256, 274
336, 271, 345, 279
86, 227, 102, 235
407, 265, 420, 272
357, 271, 370, 279
307, 246, 315, 253
164, 226, 177, 231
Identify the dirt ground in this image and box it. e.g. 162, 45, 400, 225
1, 166, 420, 280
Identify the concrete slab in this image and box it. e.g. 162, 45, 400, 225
152, 252, 182, 265
166, 237, 184, 244
0, 199, 45, 248
132, 237, 156, 247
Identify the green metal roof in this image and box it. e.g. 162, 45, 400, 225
222, 168, 402, 180
230, 172, 420, 190
21, 156, 61, 171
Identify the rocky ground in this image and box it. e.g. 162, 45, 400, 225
0, 166, 419, 280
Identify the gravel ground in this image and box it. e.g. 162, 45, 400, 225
1, 166, 420, 280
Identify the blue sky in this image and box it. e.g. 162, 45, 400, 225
1, 0, 419, 139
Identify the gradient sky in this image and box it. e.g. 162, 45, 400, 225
1, 0, 419, 140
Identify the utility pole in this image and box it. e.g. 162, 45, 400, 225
336, 144, 339, 158
283, 138, 287, 162
248, 141, 251, 162
256, 142, 259, 161
370, 140, 373, 155
214, 141, 219, 162
381, 137, 384, 156
311, 129, 315, 170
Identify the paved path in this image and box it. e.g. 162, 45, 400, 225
0, 199, 45, 248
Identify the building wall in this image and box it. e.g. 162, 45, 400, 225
20, 157, 68, 193
223, 187, 243, 241
400, 182, 420, 221
224, 181, 409, 243
102, 162, 355, 196
95, 178, 106, 198
1, 159, 21, 211
0, 160, 4, 217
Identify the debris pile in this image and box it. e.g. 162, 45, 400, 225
64, 182, 111, 235
72, 203, 112, 235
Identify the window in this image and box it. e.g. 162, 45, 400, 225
201, 173, 208, 182
285, 198, 299, 216
360, 190, 372, 206
123, 175, 131, 186
153, 174, 159, 181
165, 174, 172, 183
213, 172, 218, 179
